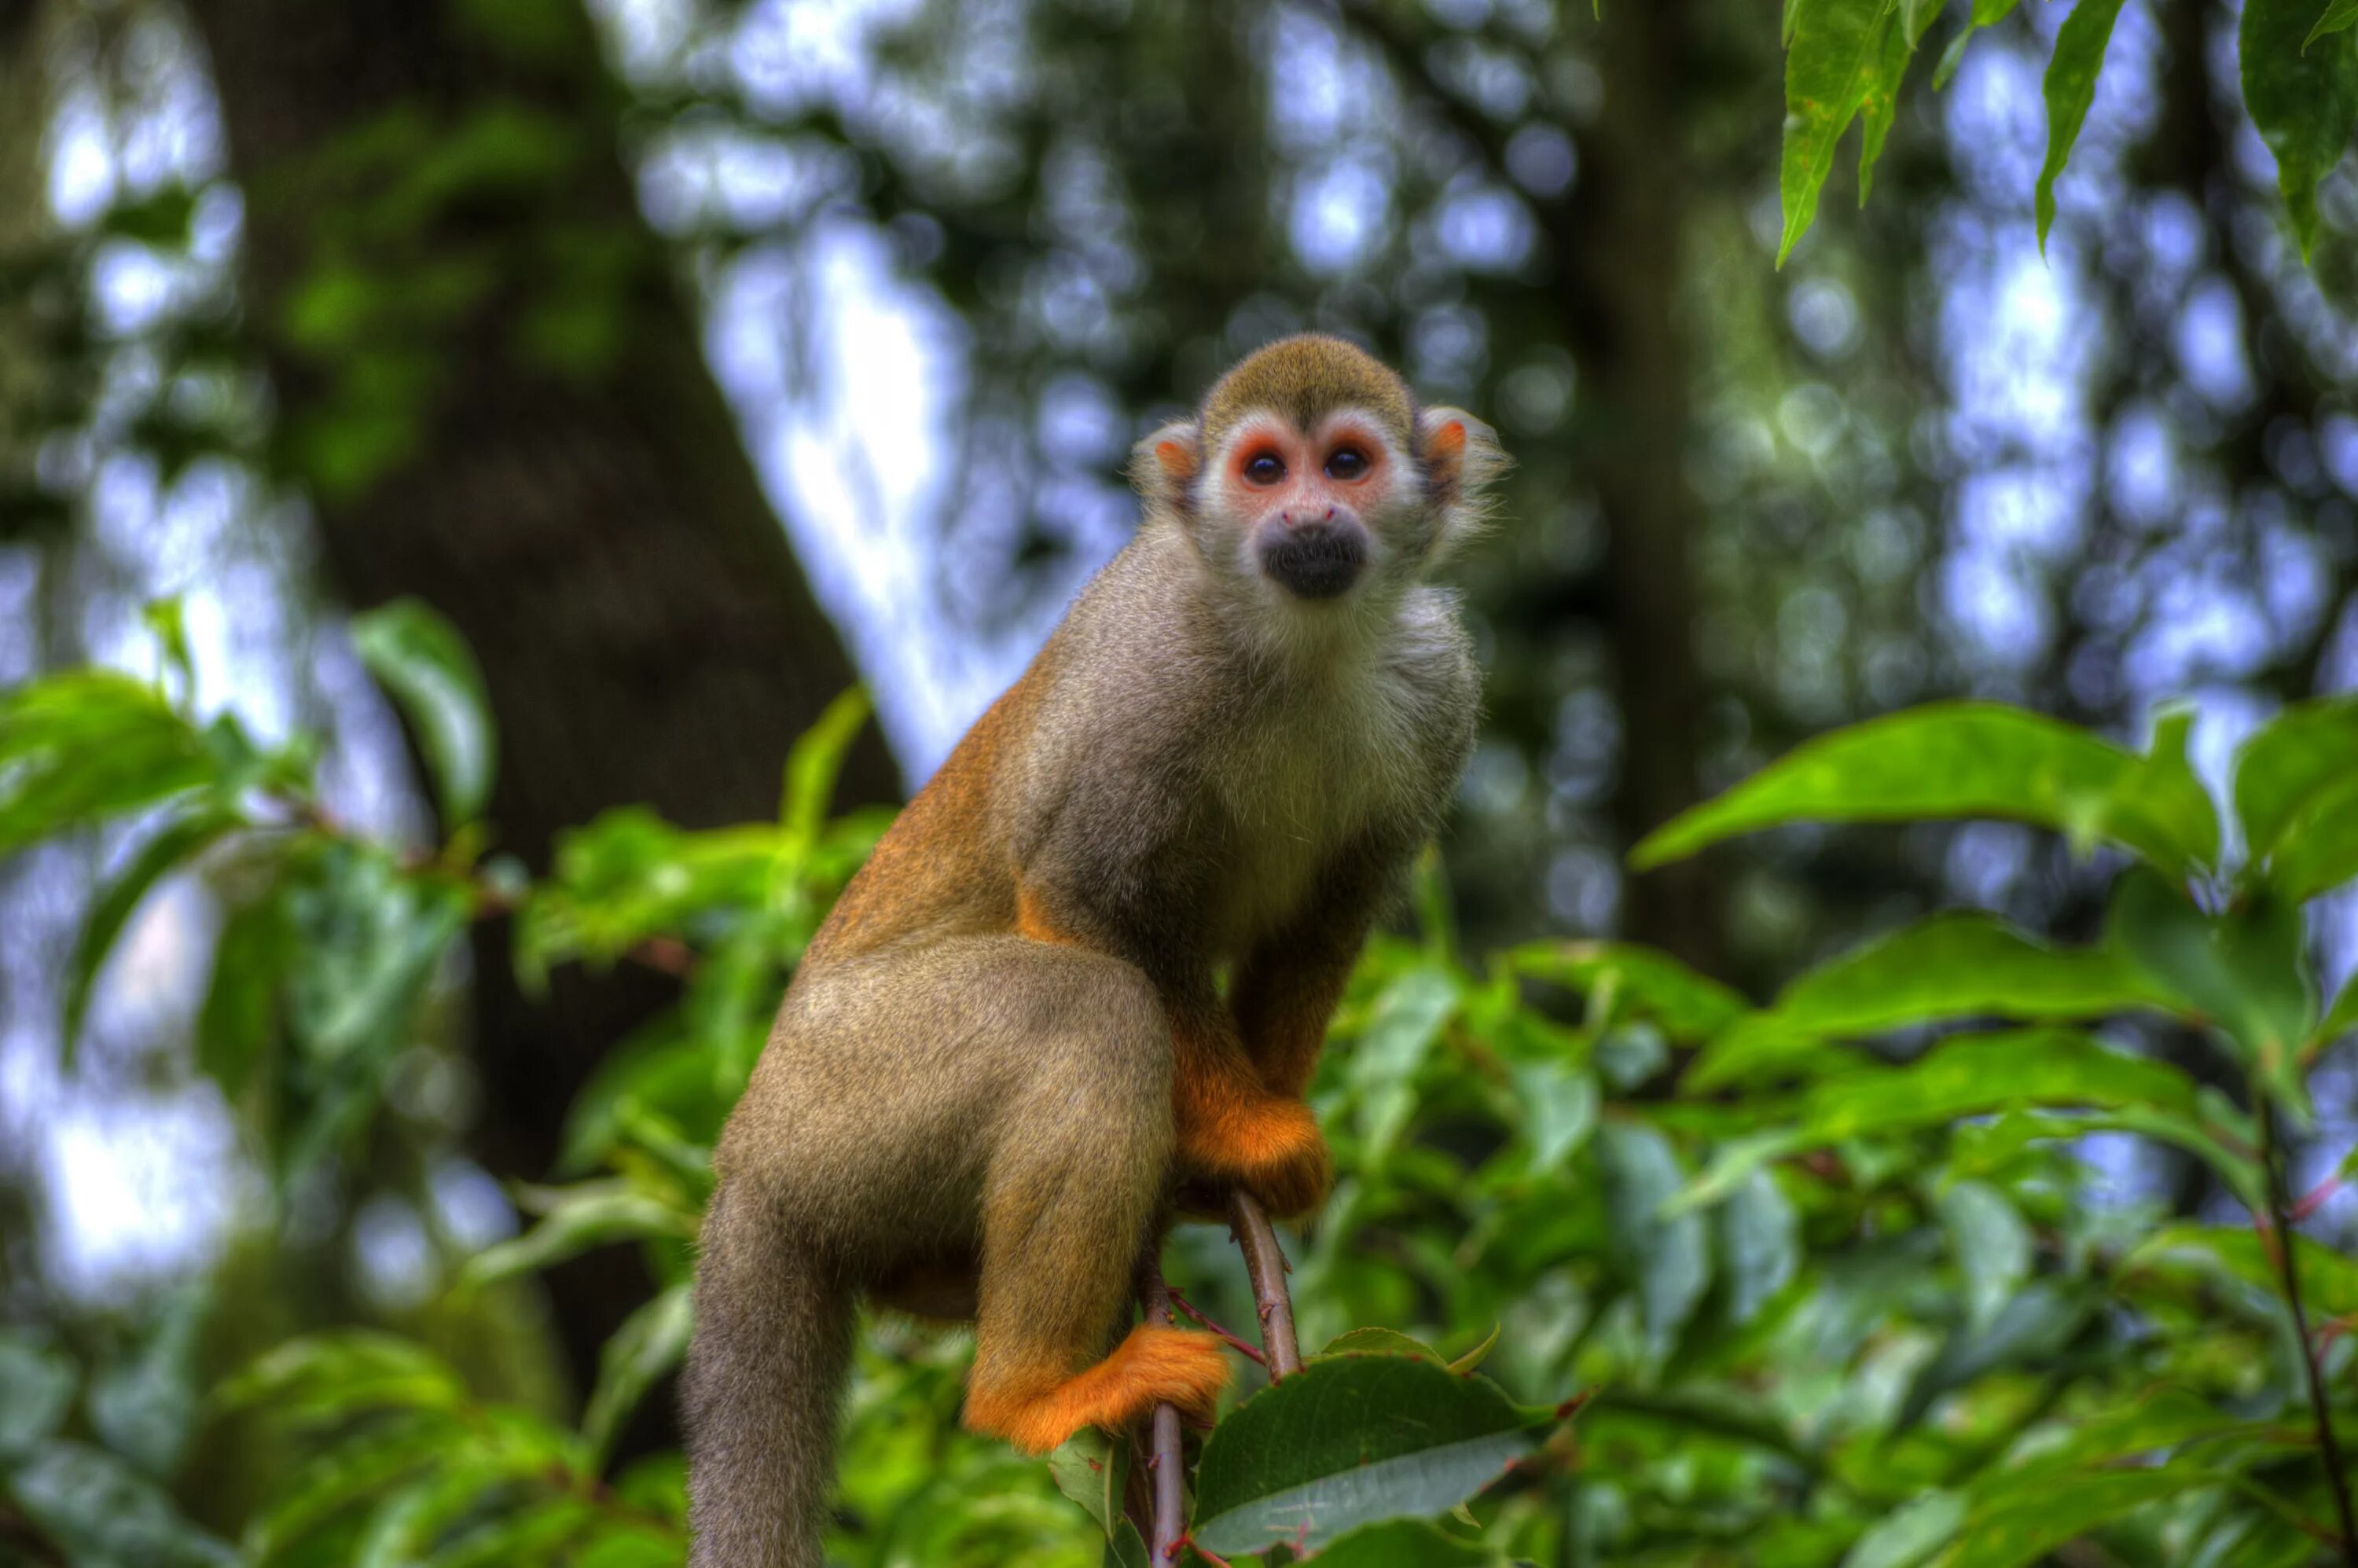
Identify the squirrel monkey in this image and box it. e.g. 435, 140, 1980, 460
684, 334, 1503, 1567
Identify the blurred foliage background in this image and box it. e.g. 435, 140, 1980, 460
8, 0, 2358, 1562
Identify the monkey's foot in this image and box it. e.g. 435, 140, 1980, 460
1178, 1095, 1333, 1221
963, 1327, 1230, 1454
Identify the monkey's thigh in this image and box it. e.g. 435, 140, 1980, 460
758, 934, 1173, 1330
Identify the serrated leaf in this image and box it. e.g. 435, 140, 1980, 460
1691, 912, 2175, 1089
2122, 1223, 2358, 1318
2106, 868, 2314, 1112
1188, 1356, 1542, 1558
2242, 0, 2358, 260
1504, 940, 1749, 1039
1780, 0, 1899, 264
1680, 1029, 2211, 1208
1858, 8, 1919, 203
1298, 1518, 1504, 1566
582, 1283, 692, 1465
1352, 964, 1459, 1155
2033, 0, 2128, 248
197, 882, 292, 1097
1934, 0, 2024, 90
459, 1184, 696, 1290
9, 1439, 239, 1566
1632, 702, 2218, 876
2234, 697, 2358, 858
1897, 1280, 2095, 1430
2310, 0, 2358, 47
1842, 1489, 1963, 1568
0, 1331, 78, 1461
2317, 970, 2358, 1052
1937, 1180, 2031, 1331
1946, 1464, 2214, 1568
1600, 1122, 1711, 1357
349, 598, 496, 824
1320, 1326, 1449, 1363
64, 810, 237, 1059
0, 670, 217, 858
1719, 1169, 1799, 1324
1048, 1428, 1129, 1539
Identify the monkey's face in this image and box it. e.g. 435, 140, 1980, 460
1207, 409, 1417, 604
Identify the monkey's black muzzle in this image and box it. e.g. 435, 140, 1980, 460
1259, 521, 1368, 600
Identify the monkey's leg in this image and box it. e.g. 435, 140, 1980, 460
684, 1177, 854, 1568
960, 950, 1229, 1454
1170, 1010, 1333, 1220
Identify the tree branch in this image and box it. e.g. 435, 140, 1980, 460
1227, 1191, 1303, 1379
1137, 1261, 1188, 1565
2260, 1102, 2358, 1563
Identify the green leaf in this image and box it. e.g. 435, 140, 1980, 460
1719, 1169, 1799, 1324
1858, 8, 1919, 203
2106, 868, 2314, 1111
1779, 0, 1899, 265
1511, 1060, 1598, 1171
1504, 940, 1750, 1040
1352, 964, 1460, 1155
1631, 702, 2218, 876
2309, 0, 2358, 47
214, 1332, 468, 1424
9, 1440, 239, 1566
780, 686, 872, 843
243, 1412, 450, 1559
1048, 1427, 1129, 1539
1987, 1386, 2257, 1480
348, 597, 496, 823
1934, 0, 2025, 90
64, 810, 237, 1059
0, 1331, 78, 1461
2033, 0, 2128, 248
197, 883, 292, 1098
1691, 911, 2174, 1089
1320, 1327, 1450, 1363
1188, 1356, 1542, 1559
1680, 1029, 2211, 1208
2122, 1223, 2358, 1318
1900, 0, 1947, 46
2233, 697, 2358, 863
1897, 1280, 2095, 1430
459, 1183, 697, 1291
1842, 1489, 1963, 1568
582, 1283, 692, 1465
1600, 1122, 1711, 1356
2242, 0, 2358, 260
2316, 969, 2358, 1053
2265, 773, 2358, 899
0, 670, 217, 858
1945, 1464, 2213, 1568
1937, 1180, 2032, 1331
1104, 1520, 1151, 1568
1298, 1518, 1504, 1566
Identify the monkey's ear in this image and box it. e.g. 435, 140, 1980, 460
1129, 419, 1202, 515
1417, 407, 1508, 558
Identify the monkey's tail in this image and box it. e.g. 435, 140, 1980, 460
685, 1177, 855, 1568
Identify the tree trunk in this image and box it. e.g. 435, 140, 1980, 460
182, 0, 900, 1419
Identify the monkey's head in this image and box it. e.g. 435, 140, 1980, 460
1132, 335, 1504, 615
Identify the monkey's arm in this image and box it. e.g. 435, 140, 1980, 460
1231, 839, 1412, 1100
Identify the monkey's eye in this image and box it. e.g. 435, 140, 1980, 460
1243, 452, 1287, 487
1325, 446, 1370, 481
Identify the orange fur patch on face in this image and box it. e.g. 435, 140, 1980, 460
964, 1325, 1229, 1453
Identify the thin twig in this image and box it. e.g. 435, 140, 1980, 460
2259, 1102, 2358, 1563
1137, 1262, 1187, 1565
1166, 1286, 1266, 1365
1226, 1191, 1303, 1379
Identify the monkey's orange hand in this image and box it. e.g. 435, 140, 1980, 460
1172, 1022, 1332, 1220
